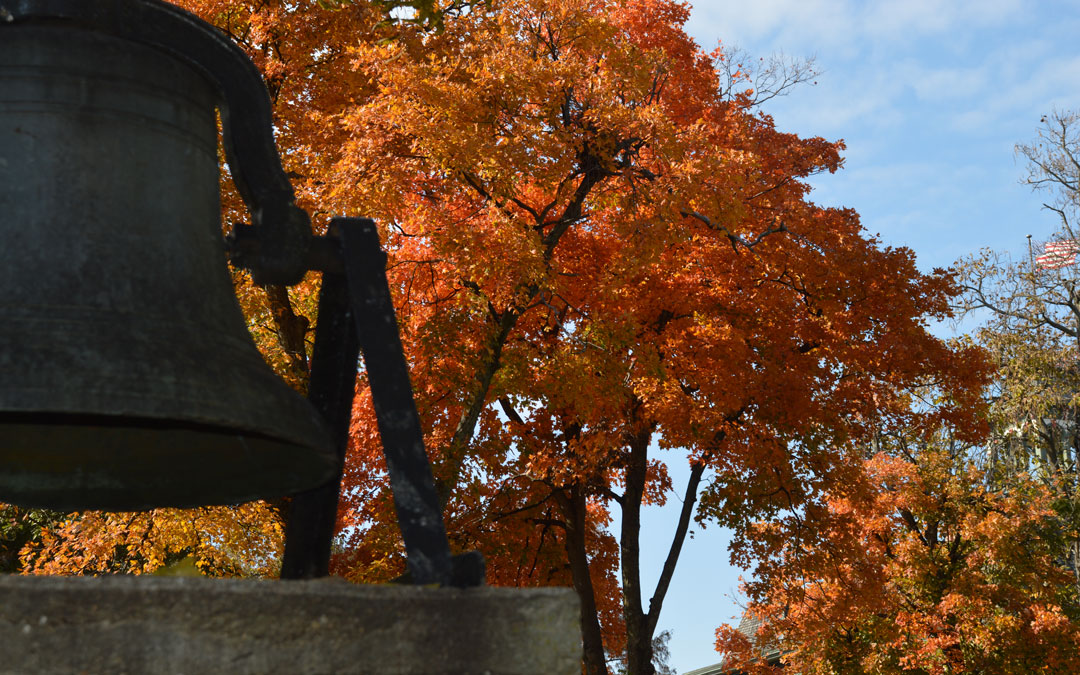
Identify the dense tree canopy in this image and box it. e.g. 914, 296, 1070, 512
302, 2, 988, 672
716, 409, 1080, 674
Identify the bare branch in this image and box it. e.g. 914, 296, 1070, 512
715, 48, 819, 107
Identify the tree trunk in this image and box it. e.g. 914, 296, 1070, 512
438, 308, 520, 502
556, 485, 611, 675
263, 283, 310, 386
621, 427, 655, 675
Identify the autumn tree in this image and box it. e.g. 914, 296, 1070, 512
716, 410, 1080, 674
958, 110, 1080, 591
281, 1, 995, 673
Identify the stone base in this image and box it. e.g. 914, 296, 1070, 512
0, 576, 580, 674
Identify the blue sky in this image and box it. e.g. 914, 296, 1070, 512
637, 2, 1080, 672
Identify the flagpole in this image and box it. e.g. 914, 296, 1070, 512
1027, 234, 1037, 294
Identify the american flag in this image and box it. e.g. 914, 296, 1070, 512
1035, 240, 1080, 269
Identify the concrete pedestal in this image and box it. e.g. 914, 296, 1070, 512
0, 576, 580, 674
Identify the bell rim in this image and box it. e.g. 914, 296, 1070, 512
0, 412, 339, 511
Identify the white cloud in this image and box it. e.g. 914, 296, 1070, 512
688, 0, 1023, 56
689, 0, 856, 55
903, 62, 989, 101
944, 52, 1080, 134
687, 0, 1080, 145
863, 0, 1022, 40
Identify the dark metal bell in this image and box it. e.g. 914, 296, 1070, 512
0, 22, 337, 510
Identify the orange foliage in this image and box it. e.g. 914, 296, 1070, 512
717, 422, 1080, 674
22, 503, 283, 577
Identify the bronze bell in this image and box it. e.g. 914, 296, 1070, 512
0, 2, 337, 510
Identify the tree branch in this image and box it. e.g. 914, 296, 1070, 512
646, 459, 707, 636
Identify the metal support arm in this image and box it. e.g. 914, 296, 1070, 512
278, 219, 483, 587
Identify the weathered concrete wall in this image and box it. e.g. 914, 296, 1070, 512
0, 576, 580, 674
